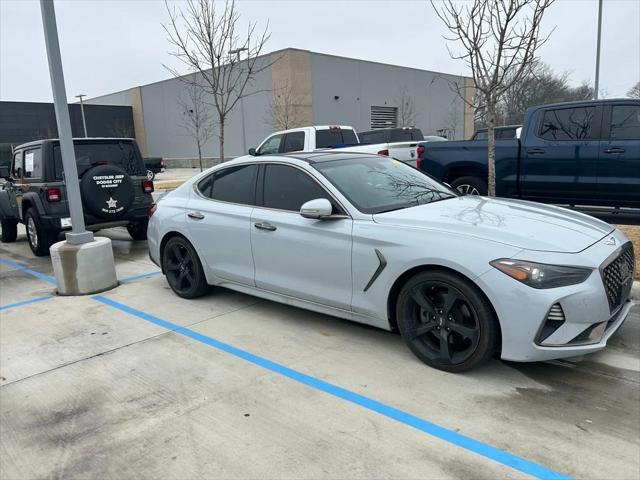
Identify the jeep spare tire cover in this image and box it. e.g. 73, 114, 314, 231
80, 165, 135, 219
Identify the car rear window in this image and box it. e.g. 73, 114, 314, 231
389, 128, 424, 142
315, 129, 358, 148
53, 141, 146, 179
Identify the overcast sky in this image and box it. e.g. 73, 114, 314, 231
1, 0, 639, 102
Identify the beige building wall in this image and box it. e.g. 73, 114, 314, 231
463, 77, 476, 139
270, 50, 314, 129
129, 87, 149, 156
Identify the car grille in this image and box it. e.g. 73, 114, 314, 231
601, 243, 635, 312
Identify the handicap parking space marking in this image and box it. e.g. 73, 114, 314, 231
94, 294, 571, 480
0, 295, 52, 312
0, 258, 56, 284
119, 271, 162, 284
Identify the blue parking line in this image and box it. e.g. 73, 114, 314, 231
119, 271, 161, 284
94, 294, 571, 480
0, 295, 52, 312
0, 258, 56, 284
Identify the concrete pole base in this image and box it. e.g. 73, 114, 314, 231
50, 236, 118, 295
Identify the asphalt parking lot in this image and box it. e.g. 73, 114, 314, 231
1, 225, 639, 480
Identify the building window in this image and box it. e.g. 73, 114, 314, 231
370, 106, 398, 130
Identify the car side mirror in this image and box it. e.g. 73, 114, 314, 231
0, 165, 10, 180
300, 198, 333, 219
248, 147, 257, 156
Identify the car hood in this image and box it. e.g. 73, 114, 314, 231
372, 196, 614, 253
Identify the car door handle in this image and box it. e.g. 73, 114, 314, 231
187, 211, 205, 220
254, 222, 277, 231
527, 148, 545, 154
604, 147, 625, 154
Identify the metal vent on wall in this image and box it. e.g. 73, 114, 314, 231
370, 106, 398, 130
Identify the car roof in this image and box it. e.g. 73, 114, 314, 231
235, 151, 378, 165
15, 137, 136, 149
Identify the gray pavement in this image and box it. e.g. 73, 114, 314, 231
1, 225, 639, 480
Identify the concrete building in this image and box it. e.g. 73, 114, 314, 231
85, 48, 474, 165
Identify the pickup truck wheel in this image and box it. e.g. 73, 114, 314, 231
396, 270, 498, 372
1, 219, 18, 243
451, 177, 487, 196
127, 219, 148, 241
25, 209, 58, 256
146, 169, 155, 181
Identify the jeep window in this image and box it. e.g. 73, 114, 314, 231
23, 148, 42, 179
11, 150, 22, 178
539, 107, 596, 141
610, 105, 640, 140
316, 129, 358, 148
53, 141, 146, 179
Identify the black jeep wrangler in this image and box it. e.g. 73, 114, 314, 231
0, 138, 154, 256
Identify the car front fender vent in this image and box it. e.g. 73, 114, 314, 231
536, 303, 566, 344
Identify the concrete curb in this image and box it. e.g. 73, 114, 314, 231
154, 179, 185, 190
632, 280, 640, 301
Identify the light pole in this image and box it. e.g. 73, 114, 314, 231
75, 94, 88, 137
594, 0, 603, 100
230, 47, 248, 154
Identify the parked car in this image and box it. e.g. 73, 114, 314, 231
0, 138, 154, 256
471, 125, 521, 140
249, 125, 359, 156
147, 152, 634, 372
144, 157, 165, 180
419, 99, 640, 217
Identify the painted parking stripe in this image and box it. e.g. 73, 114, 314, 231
0, 295, 52, 312
94, 295, 571, 480
0, 258, 56, 284
119, 271, 161, 284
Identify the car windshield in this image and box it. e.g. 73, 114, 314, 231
53, 140, 146, 179
314, 156, 456, 214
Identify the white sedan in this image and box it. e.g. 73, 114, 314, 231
148, 152, 635, 372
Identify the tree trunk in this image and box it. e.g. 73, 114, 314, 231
486, 101, 497, 197
197, 143, 203, 172
219, 114, 225, 163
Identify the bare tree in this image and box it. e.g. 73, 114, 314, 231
178, 78, 216, 172
433, 0, 555, 196
395, 87, 417, 127
164, 0, 271, 161
267, 81, 304, 131
628, 81, 640, 99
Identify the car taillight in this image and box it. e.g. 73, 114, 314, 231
149, 203, 157, 217
377, 149, 389, 156
142, 179, 154, 193
45, 187, 61, 202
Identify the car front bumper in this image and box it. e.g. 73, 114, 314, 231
476, 232, 635, 363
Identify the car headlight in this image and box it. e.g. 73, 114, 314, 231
490, 259, 592, 289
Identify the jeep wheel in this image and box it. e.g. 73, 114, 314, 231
25, 209, 58, 256
1, 219, 18, 243
127, 219, 148, 241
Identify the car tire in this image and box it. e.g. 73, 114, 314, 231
127, 219, 148, 241
451, 176, 487, 196
25, 208, 58, 256
396, 269, 498, 372
161, 236, 209, 299
0, 219, 18, 243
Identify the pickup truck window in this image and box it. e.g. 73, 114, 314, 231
539, 106, 596, 141
359, 131, 386, 144
316, 129, 358, 148
282, 132, 305, 152
610, 105, 640, 140
258, 134, 283, 155
389, 129, 424, 142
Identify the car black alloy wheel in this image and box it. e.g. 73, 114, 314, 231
162, 236, 208, 298
397, 270, 498, 372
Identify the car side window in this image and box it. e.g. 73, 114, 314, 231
11, 151, 22, 178
282, 132, 305, 153
202, 165, 257, 205
22, 148, 42, 179
610, 105, 640, 140
258, 134, 283, 155
539, 107, 596, 141
263, 164, 334, 212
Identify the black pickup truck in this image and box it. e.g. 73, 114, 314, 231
419, 99, 640, 219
